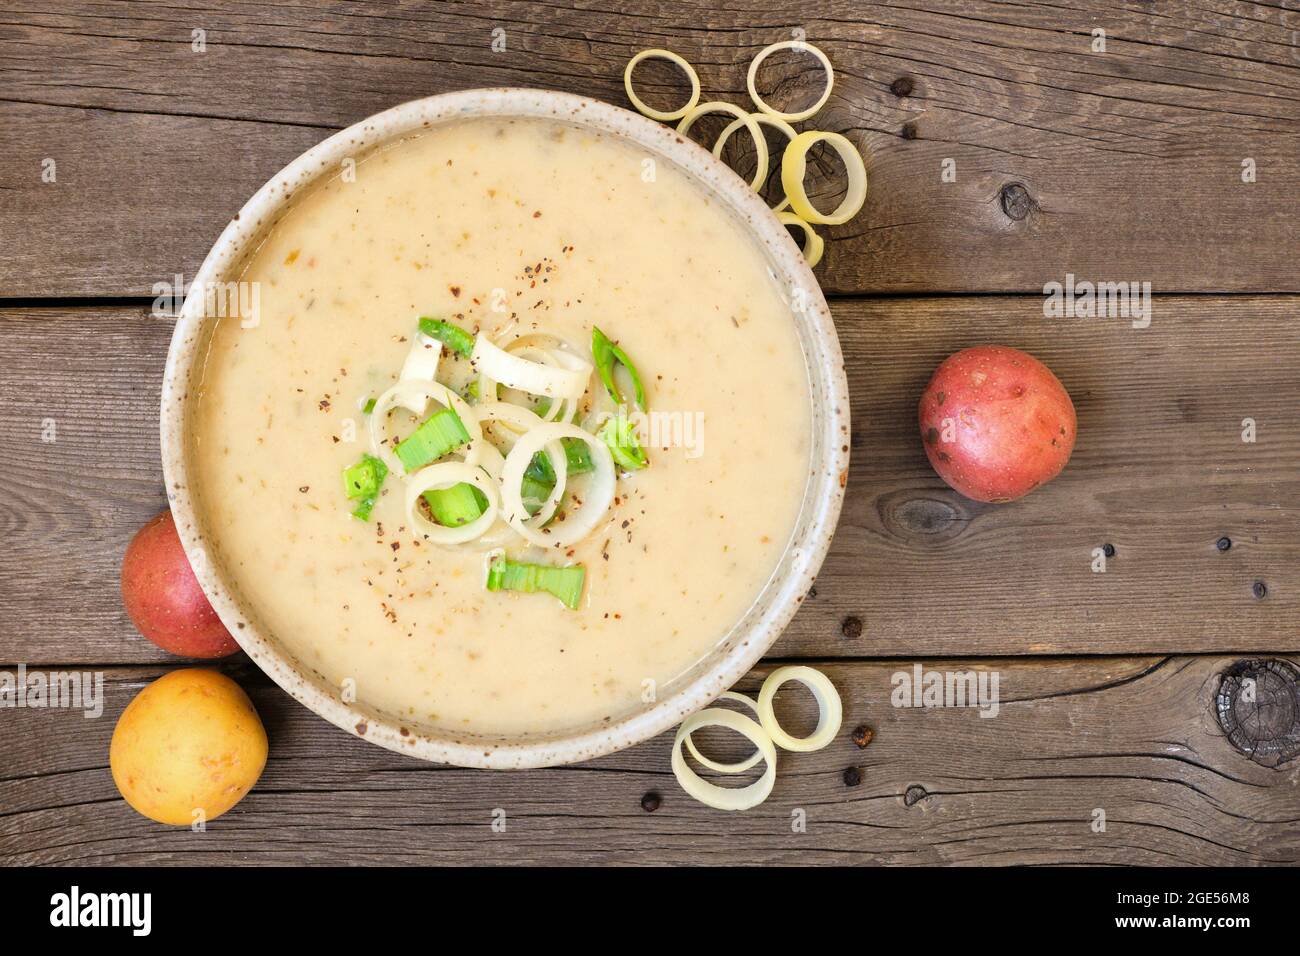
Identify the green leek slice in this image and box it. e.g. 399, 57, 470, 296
343, 453, 387, 500
485, 553, 586, 609
422, 482, 488, 527
591, 326, 647, 410
394, 405, 470, 472
418, 316, 476, 357
599, 416, 648, 471
342, 453, 388, 522
525, 438, 594, 485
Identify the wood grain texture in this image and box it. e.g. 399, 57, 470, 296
2, 1, 1298, 297
2, 298, 1295, 664
3, 656, 1296, 866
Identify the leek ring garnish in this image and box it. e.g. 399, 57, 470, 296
624, 48, 702, 122
713, 113, 798, 212
503, 337, 587, 423
746, 40, 834, 123
463, 444, 521, 551
677, 102, 769, 192
499, 422, 615, 550
671, 707, 778, 812
404, 461, 501, 546
684, 692, 764, 774
368, 380, 483, 476
474, 401, 568, 528
395, 332, 443, 415
670, 668, 843, 811
777, 211, 825, 268
471, 335, 592, 400
756, 665, 843, 753
780, 130, 868, 226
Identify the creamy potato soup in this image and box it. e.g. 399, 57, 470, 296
193, 117, 811, 736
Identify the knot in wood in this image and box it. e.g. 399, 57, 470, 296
879, 490, 968, 544
1000, 182, 1034, 220
1216, 659, 1300, 768
904, 784, 928, 806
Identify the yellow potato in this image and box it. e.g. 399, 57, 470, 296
110, 668, 267, 826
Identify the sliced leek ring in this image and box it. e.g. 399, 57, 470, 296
756, 665, 843, 753
368, 380, 483, 476
395, 332, 443, 415
684, 691, 763, 774
459, 443, 518, 550
474, 401, 568, 528
777, 211, 825, 268
502, 340, 568, 422
713, 113, 798, 212
624, 49, 702, 123
781, 130, 868, 226
404, 461, 500, 546
678, 102, 769, 192
746, 40, 834, 122
499, 421, 615, 550
672, 707, 778, 811
471, 335, 591, 400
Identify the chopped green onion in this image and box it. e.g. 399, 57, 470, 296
394, 405, 470, 472
362, 397, 377, 414
599, 416, 648, 471
591, 326, 647, 411
418, 316, 476, 357
486, 553, 586, 610
422, 482, 488, 527
342, 454, 388, 522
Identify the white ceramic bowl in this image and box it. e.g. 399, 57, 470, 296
161, 88, 850, 769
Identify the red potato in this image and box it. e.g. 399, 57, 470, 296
918, 345, 1077, 503
120, 510, 239, 658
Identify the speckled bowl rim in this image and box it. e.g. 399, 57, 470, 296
161, 88, 850, 769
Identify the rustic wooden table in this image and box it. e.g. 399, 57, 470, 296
2, 1, 1298, 866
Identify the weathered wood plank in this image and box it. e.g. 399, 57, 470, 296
1, 298, 1296, 664
1, 1, 1297, 296
816, 293, 1300, 658
2, 656, 1296, 866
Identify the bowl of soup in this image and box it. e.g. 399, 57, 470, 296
161, 88, 849, 768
